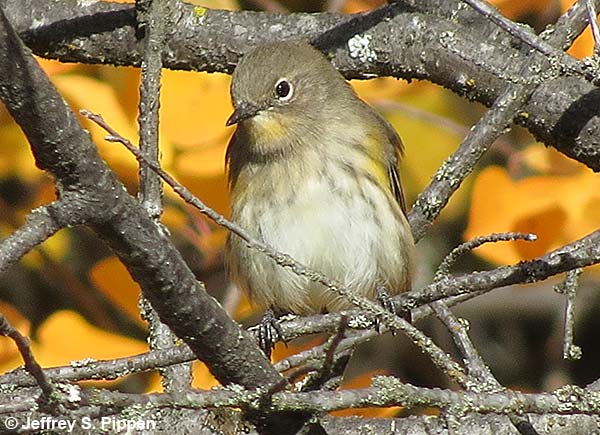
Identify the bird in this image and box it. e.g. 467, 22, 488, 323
224, 41, 415, 349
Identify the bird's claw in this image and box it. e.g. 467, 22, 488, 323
375, 286, 411, 333
258, 309, 284, 359
375, 286, 394, 333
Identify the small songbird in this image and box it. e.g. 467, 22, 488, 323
225, 41, 415, 322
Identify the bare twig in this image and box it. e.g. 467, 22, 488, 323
0, 314, 53, 401
0, 345, 195, 387
0, 204, 69, 275
554, 268, 583, 361
429, 235, 524, 418
372, 98, 471, 137
291, 315, 350, 392
429, 301, 499, 390
400, 228, 600, 312
460, 0, 590, 81
434, 232, 537, 280
17, 378, 598, 416
322, 315, 348, 373
586, 0, 600, 57
433, 241, 540, 435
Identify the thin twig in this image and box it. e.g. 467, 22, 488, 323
460, 0, 590, 81
0, 314, 53, 400
430, 235, 514, 395
0, 204, 67, 275
291, 315, 350, 392
430, 301, 499, 390
0, 345, 195, 387
372, 98, 471, 137
435, 232, 537, 281
586, 0, 600, 57
401, 226, 600, 312
273, 290, 486, 374
322, 315, 348, 372
554, 268, 583, 361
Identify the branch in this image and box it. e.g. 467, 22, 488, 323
0, 346, 195, 387
134, 0, 193, 394
460, 0, 591, 79
5, 0, 600, 171
434, 232, 537, 281
136, 0, 166, 219
0, 203, 69, 275
400, 228, 600, 312
555, 268, 583, 361
6, 378, 597, 417
586, 0, 600, 56
0, 314, 53, 401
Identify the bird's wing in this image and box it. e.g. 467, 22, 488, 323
377, 113, 407, 215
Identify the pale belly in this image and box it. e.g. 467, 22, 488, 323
227, 173, 414, 315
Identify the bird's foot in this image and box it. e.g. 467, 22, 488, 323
375, 286, 412, 333
258, 308, 284, 359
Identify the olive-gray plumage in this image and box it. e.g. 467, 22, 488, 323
225, 41, 414, 315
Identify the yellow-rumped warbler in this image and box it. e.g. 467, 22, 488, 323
225, 41, 415, 318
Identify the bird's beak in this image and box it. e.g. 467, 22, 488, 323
226, 101, 261, 126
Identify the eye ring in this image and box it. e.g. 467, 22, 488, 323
275, 78, 293, 101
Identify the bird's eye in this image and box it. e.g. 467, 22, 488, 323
275, 78, 293, 101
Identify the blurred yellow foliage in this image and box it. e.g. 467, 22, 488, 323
21, 230, 70, 270
0, 123, 40, 179
51, 74, 150, 184
0, 309, 147, 375
465, 162, 600, 267
0, 303, 31, 374
90, 256, 144, 325
146, 360, 219, 392
561, 0, 594, 58
161, 71, 232, 149
34, 310, 147, 366
491, 0, 554, 19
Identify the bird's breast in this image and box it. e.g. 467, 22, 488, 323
227, 154, 413, 314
